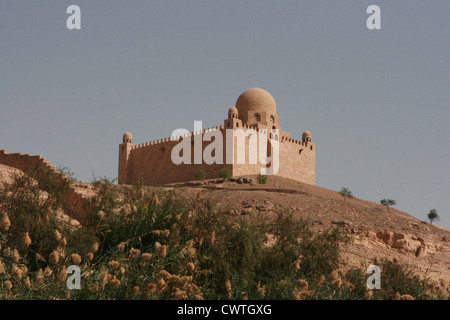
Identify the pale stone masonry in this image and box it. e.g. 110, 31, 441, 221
119, 88, 315, 186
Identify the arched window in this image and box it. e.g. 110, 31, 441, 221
269, 115, 275, 123
253, 113, 261, 122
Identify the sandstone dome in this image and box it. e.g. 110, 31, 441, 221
123, 132, 132, 143
228, 106, 238, 117
302, 131, 312, 142
235, 88, 276, 115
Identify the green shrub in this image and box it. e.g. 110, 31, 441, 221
0, 172, 442, 300
380, 199, 396, 212
218, 168, 231, 180
194, 167, 208, 181
338, 187, 354, 201
427, 209, 439, 224
257, 174, 268, 184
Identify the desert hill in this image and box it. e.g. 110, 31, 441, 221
157, 175, 450, 285
1, 163, 449, 295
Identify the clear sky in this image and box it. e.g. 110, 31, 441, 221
1, 1, 449, 228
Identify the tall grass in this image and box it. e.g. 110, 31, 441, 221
0, 171, 446, 300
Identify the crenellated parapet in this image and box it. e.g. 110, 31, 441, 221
118, 87, 316, 186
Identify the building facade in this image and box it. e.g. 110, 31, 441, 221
118, 88, 315, 186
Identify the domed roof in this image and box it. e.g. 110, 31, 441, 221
302, 131, 312, 141
228, 106, 238, 116
123, 132, 132, 143
235, 88, 276, 115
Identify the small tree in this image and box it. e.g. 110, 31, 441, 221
427, 209, 440, 225
195, 167, 208, 181
338, 187, 354, 202
257, 173, 268, 184
380, 199, 397, 212
218, 168, 231, 180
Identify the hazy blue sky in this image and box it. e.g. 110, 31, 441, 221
1, 1, 449, 228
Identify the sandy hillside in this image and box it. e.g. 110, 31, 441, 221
161, 175, 450, 285
2, 164, 449, 286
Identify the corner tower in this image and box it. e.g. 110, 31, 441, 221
118, 132, 133, 184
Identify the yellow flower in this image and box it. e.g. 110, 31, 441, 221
20, 265, 28, 276
5, 280, 13, 290
44, 266, 53, 277
109, 276, 121, 288
11, 264, 23, 279
122, 203, 132, 215
99, 271, 110, 285
49, 251, 59, 265
12, 249, 20, 263
142, 253, 152, 261
109, 260, 120, 269
225, 280, 232, 298
187, 262, 195, 273
72, 254, 82, 264
186, 247, 196, 259
25, 276, 31, 288
22, 232, 32, 247
36, 253, 46, 262
146, 283, 156, 296
129, 247, 141, 259
57, 266, 67, 283
316, 275, 325, 286
159, 270, 171, 279
86, 252, 94, 262
156, 279, 167, 292
168, 275, 180, 283
152, 194, 159, 205
176, 276, 192, 289
257, 281, 265, 298
60, 237, 67, 249
98, 210, 105, 219
158, 245, 167, 258
1, 213, 11, 231
35, 269, 44, 283
55, 229, 62, 241
117, 242, 126, 252
333, 278, 342, 288
174, 289, 188, 300
297, 279, 308, 290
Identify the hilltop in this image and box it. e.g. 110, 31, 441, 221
1, 163, 449, 299
70, 173, 450, 285
160, 175, 450, 284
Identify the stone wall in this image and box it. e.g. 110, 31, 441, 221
119, 125, 315, 186
0, 150, 87, 223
